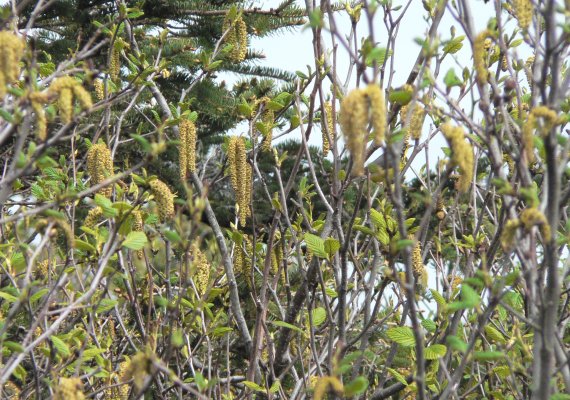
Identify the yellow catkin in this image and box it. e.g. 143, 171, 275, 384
227, 137, 251, 226
522, 106, 558, 163
260, 104, 274, 152
109, 43, 121, 82
148, 179, 175, 222
411, 236, 428, 294
513, 0, 533, 30
525, 56, 535, 88
94, 78, 105, 101
234, 235, 253, 286
323, 102, 334, 154
191, 243, 210, 296
36, 259, 49, 278
501, 219, 521, 251
223, 13, 248, 62
402, 102, 426, 140
449, 275, 463, 292
473, 30, 493, 85
86, 143, 114, 197
179, 119, 197, 181
441, 123, 474, 193
339, 88, 369, 176
49, 76, 93, 123
313, 376, 344, 400
53, 377, 85, 400
366, 84, 387, 145
30, 91, 48, 141
520, 207, 551, 241
84, 207, 103, 228
0, 31, 25, 98
3, 381, 20, 398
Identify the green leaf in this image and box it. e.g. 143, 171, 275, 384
324, 238, 340, 256
269, 320, 305, 335
442, 36, 465, 54
474, 351, 504, 362
343, 376, 369, 397
424, 344, 447, 360
96, 298, 118, 314
365, 47, 391, 66
430, 289, 447, 308
389, 90, 412, 105
492, 366, 511, 379
194, 372, 207, 391
122, 231, 148, 250
386, 368, 408, 386
3, 341, 24, 353
447, 284, 480, 312
74, 239, 97, 253
269, 379, 280, 394
82, 347, 107, 360
484, 325, 506, 344
242, 380, 265, 392
304, 233, 327, 258
163, 230, 182, 243
386, 327, 416, 347
94, 194, 118, 217
51, 336, 71, 357
30, 288, 49, 303
311, 307, 327, 327
421, 319, 437, 333
446, 335, 467, 353
0, 291, 18, 303
444, 68, 463, 88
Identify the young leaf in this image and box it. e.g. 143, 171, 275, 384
386, 327, 416, 347
122, 231, 148, 250
304, 233, 327, 258
311, 307, 327, 327
386, 368, 409, 386
343, 376, 369, 397
424, 344, 447, 360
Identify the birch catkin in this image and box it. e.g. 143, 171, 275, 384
227, 136, 251, 226
0, 31, 25, 98
179, 119, 197, 182
149, 179, 175, 222
441, 123, 474, 193
86, 143, 114, 197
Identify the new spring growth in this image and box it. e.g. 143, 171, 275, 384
522, 106, 559, 163
84, 206, 103, 228
49, 76, 93, 123
86, 143, 114, 197
339, 84, 386, 176
513, 0, 533, 30
109, 38, 128, 81
223, 12, 248, 62
441, 123, 474, 193
473, 30, 493, 85
178, 118, 197, 182
148, 179, 175, 222
190, 243, 210, 296
132, 210, 144, 259
255, 97, 274, 152
227, 136, 252, 226
525, 56, 535, 88
0, 31, 25, 98
322, 102, 335, 155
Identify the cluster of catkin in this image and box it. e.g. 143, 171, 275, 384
49, 76, 93, 123
148, 179, 175, 222
190, 243, 210, 296
86, 143, 114, 197
228, 136, 252, 226
53, 377, 85, 400
513, 0, 533, 30
473, 30, 493, 85
0, 31, 25, 98
178, 119, 197, 182
223, 13, 248, 62
441, 123, 474, 193
522, 106, 559, 163
501, 207, 551, 251
339, 84, 386, 176
322, 102, 335, 154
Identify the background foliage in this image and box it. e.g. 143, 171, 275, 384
0, 0, 569, 399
